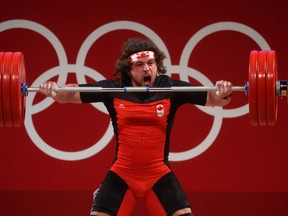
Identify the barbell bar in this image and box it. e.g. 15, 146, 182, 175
0, 51, 287, 128
25, 85, 247, 93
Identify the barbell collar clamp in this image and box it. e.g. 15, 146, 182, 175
280, 80, 287, 97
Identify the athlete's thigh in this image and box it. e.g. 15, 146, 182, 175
145, 172, 191, 216
90, 171, 136, 215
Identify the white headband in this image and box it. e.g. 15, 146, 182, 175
128, 51, 156, 63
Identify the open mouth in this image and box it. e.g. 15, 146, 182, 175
143, 76, 152, 86
143, 76, 151, 82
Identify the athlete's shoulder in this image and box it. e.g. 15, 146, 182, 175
79, 79, 118, 88
95, 79, 118, 87
154, 75, 192, 87
154, 75, 173, 87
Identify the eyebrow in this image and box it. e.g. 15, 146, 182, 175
134, 59, 156, 64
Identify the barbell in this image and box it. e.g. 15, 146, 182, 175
0, 51, 287, 128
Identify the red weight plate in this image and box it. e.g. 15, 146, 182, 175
248, 51, 259, 126
0, 52, 4, 126
11, 52, 26, 127
2, 52, 13, 127
266, 50, 278, 126
257, 51, 267, 126
21, 53, 27, 126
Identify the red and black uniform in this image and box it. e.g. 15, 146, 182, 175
80, 75, 207, 216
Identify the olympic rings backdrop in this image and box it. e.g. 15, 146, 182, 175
1, 0, 288, 215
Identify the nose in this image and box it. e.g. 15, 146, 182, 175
143, 63, 150, 71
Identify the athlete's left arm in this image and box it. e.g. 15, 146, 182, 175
205, 80, 233, 107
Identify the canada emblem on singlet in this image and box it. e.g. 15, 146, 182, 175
156, 104, 164, 117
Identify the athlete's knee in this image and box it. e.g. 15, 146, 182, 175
172, 207, 193, 216
90, 211, 111, 216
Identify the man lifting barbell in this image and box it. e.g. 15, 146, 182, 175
38, 37, 233, 216
0, 37, 287, 215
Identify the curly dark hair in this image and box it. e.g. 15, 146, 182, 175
113, 38, 167, 87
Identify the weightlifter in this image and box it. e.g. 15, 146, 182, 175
39, 38, 233, 216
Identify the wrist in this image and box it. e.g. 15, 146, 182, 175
221, 93, 232, 100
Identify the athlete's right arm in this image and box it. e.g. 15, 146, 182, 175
39, 82, 82, 104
